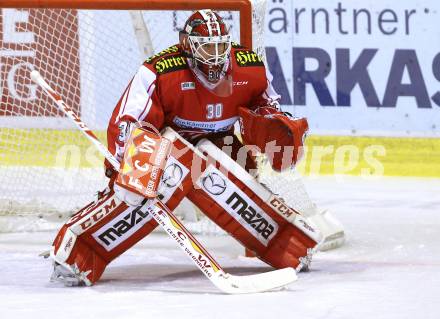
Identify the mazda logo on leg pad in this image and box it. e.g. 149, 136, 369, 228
202, 172, 227, 195
162, 163, 183, 188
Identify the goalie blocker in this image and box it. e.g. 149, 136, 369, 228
51, 128, 322, 285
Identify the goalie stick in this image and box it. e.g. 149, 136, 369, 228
31, 70, 297, 294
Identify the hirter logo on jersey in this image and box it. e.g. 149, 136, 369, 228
234, 50, 264, 67
155, 56, 188, 74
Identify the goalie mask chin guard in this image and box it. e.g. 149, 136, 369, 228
180, 10, 232, 89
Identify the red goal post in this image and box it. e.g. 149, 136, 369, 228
2, 0, 254, 49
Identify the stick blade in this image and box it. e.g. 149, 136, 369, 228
214, 267, 297, 294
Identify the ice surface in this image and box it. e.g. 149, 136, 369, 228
0, 176, 439, 319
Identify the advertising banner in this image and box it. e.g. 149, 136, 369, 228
265, 0, 440, 136
0, 9, 81, 119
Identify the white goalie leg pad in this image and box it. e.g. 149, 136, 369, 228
50, 188, 159, 286
257, 165, 345, 251
191, 139, 322, 270
158, 128, 321, 270
196, 139, 323, 245
308, 209, 345, 251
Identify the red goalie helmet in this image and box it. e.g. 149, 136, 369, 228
179, 10, 232, 87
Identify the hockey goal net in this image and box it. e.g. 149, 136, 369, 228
0, 0, 319, 233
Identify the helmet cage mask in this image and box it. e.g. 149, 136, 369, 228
179, 10, 233, 91
187, 34, 232, 67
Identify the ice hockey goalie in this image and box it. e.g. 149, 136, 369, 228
48, 9, 342, 286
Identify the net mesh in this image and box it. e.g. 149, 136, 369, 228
0, 4, 268, 232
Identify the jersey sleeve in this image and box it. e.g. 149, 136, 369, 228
250, 67, 281, 110
106, 64, 164, 175
114, 64, 164, 128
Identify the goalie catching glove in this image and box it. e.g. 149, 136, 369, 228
239, 106, 308, 171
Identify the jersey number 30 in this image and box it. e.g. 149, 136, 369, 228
206, 103, 223, 120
